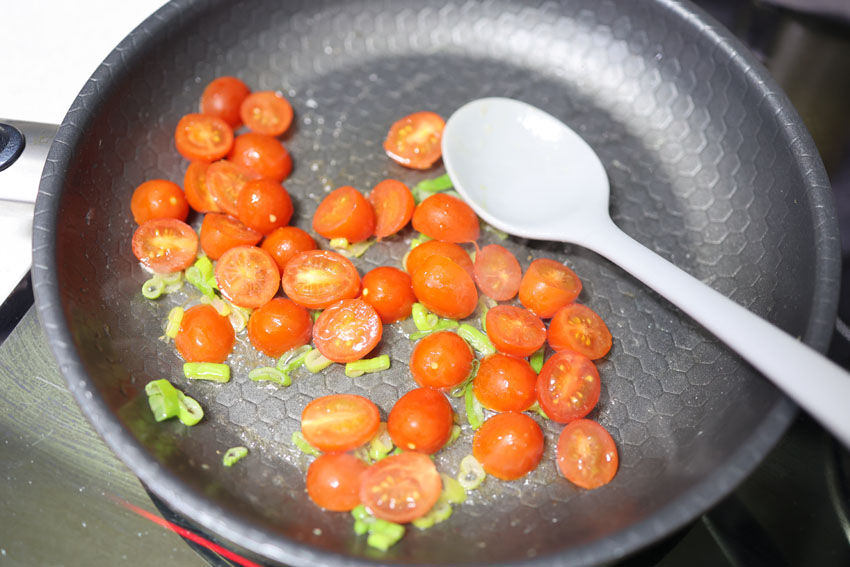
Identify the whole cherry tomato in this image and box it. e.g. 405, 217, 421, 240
228, 132, 292, 182
312, 186, 376, 243
412, 193, 480, 243
473, 353, 538, 412
261, 226, 317, 272
307, 453, 367, 512
519, 258, 582, 318
200, 76, 251, 129
411, 255, 478, 320
387, 387, 454, 454
409, 331, 474, 390
200, 213, 262, 261
361, 266, 416, 324
130, 179, 189, 224
473, 412, 544, 481
247, 298, 312, 358
175, 304, 235, 363
236, 178, 294, 235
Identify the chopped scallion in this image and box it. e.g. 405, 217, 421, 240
292, 431, 321, 456
409, 318, 459, 340
529, 347, 545, 374
444, 424, 462, 448
142, 276, 165, 300
449, 359, 479, 398
165, 306, 184, 339
145, 379, 180, 422
185, 266, 216, 299
458, 455, 486, 491
408, 232, 433, 250
222, 446, 248, 467
458, 324, 495, 356
183, 362, 231, 383
304, 349, 333, 373
161, 271, 185, 294
345, 355, 390, 378
528, 401, 550, 420
350, 505, 405, 550
249, 367, 290, 386
483, 222, 510, 240
439, 474, 467, 504
412, 174, 453, 203
176, 391, 204, 426
412, 303, 438, 331
464, 382, 485, 430
330, 237, 375, 258
194, 256, 214, 281
368, 423, 394, 462
412, 500, 453, 530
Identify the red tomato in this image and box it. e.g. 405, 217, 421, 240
174, 113, 233, 162
368, 179, 415, 240
236, 179, 294, 235
409, 331, 474, 390
206, 160, 261, 217
312, 186, 376, 243
519, 259, 582, 318
485, 305, 547, 358
130, 179, 189, 224
411, 193, 480, 243
472, 412, 544, 481
359, 452, 441, 523
260, 226, 317, 272
361, 267, 416, 324
548, 303, 612, 360
536, 350, 600, 424
214, 246, 280, 309
200, 213, 262, 260
383, 111, 445, 170
247, 298, 312, 358
411, 255, 478, 320
174, 304, 235, 363
388, 388, 454, 454
473, 354, 538, 412
557, 419, 618, 490
282, 250, 360, 309
240, 91, 293, 136
132, 218, 198, 274
312, 299, 382, 363
200, 76, 251, 128
301, 394, 380, 453
405, 240, 474, 279
184, 161, 220, 213
307, 453, 368, 512
473, 244, 522, 301
227, 132, 292, 182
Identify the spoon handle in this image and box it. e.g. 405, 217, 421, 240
583, 217, 850, 448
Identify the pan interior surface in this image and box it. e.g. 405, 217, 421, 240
35, 0, 836, 565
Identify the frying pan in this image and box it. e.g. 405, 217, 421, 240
30, 0, 840, 565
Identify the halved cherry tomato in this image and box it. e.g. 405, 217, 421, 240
519, 258, 582, 318
359, 452, 441, 523
387, 388, 454, 454
282, 250, 360, 309
214, 245, 280, 309
368, 179, 415, 240
548, 303, 612, 360
473, 244, 522, 301
557, 419, 618, 490
200, 213, 262, 260
383, 111, 445, 170
312, 299, 382, 363
473, 353, 537, 412
485, 305, 547, 358
247, 298, 312, 358
405, 240, 474, 279
184, 161, 220, 213
536, 350, 600, 424
361, 267, 416, 324
236, 178, 294, 235
411, 193, 480, 243
206, 160, 261, 217
409, 331, 474, 390
227, 132, 292, 182
132, 218, 198, 274
301, 394, 380, 453
411, 255, 478, 320
240, 91, 293, 136
174, 113, 233, 162
312, 186, 376, 243
174, 304, 235, 363
472, 412, 544, 481
260, 226, 317, 272
130, 179, 189, 224
307, 453, 368, 512
200, 76, 251, 128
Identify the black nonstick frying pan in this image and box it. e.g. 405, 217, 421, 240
31, 0, 840, 565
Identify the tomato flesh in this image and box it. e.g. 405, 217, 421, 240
383, 111, 445, 170
247, 298, 312, 358
485, 305, 547, 358
536, 350, 600, 423
473, 412, 544, 480
473, 244, 522, 301
312, 299, 382, 363
282, 250, 360, 309
409, 331, 474, 390
260, 226, 317, 272
519, 258, 582, 318
369, 179, 415, 240
174, 113, 233, 162
307, 453, 368, 512
301, 394, 380, 453
175, 304, 235, 363
361, 266, 416, 324
184, 161, 220, 213
473, 353, 538, 412
312, 186, 376, 243
412, 193, 480, 243
359, 452, 442, 523
557, 419, 618, 490
548, 303, 612, 360
411, 254, 478, 320
240, 91, 293, 136
132, 218, 198, 274
214, 245, 280, 309
206, 160, 261, 217
200, 213, 262, 261
387, 388, 454, 454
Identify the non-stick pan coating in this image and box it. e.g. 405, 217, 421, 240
32, 0, 839, 565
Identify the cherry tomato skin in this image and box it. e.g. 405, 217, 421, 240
409, 331, 474, 390
200, 213, 262, 260
130, 179, 189, 224
359, 452, 442, 523
215, 245, 281, 309
473, 244, 522, 301
301, 394, 380, 453
388, 388, 454, 454
557, 419, 619, 490
312, 186, 376, 243
473, 354, 538, 412
132, 218, 199, 274
260, 226, 317, 272
206, 160, 261, 217
412, 193, 480, 243
282, 250, 361, 309
200, 76, 251, 129
383, 111, 445, 170
240, 91, 293, 136
411, 255, 478, 320
236, 178, 294, 235
405, 240, 474, 279
175, 304, 235, 363
549, 303, 613, 360
247, 298, 312, 358
472, 412, 544, 481
361, 267, 416, 324
227, 132, 292, 182
536, 350, 601, 424
174, 113, 233, 162
307, 453, 368, 512
519, 259, 582, 318
368, 179, 415, 240
485, 305, 547, 358
184, 161, 220, 213
312, 299, 382, 363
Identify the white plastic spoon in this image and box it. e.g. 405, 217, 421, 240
442, 97, 850, 448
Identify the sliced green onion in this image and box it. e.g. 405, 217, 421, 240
458, 455, 486, 491
145, 379, 180, 422
409, 318, 459, 340
310, 310, 322, 322
412, 500, 453, 530
176, 391, 204, 426
249, 367, 290, 386
464, 382, 485, 430
142, 276, 165, 300
195, 255, 214, 281
353, 519, 370, 535
345, 355, 390, 378
412, 174, 453, 203
352, 504, 372, 522
483, 222, 510, 240
449, 359, 479, 398
329, 237, 350, 249
185, 266, 216, 299
228, 304, 250, 332
200, 294, 232, 317
528, 401, 550, 420
371, 519, 405, 540
330, 237, 376, 258
161, 271, 185, 294
408, 232, 433, 250
440, 474, 467, 504
277, 345, 312, 373
529, 347, 545, 374
412, 303, 438, 331
368, 423, 394, 462
478, 296, 496, 332
183, 362, 231, 383
458, 324, 495, 357
353, 445, 373, 464
165, 307, 184, 339
444, 424, 462, 449
304, 349, 333, 373
223, 446, 249, 467
292, 431, 321, 456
